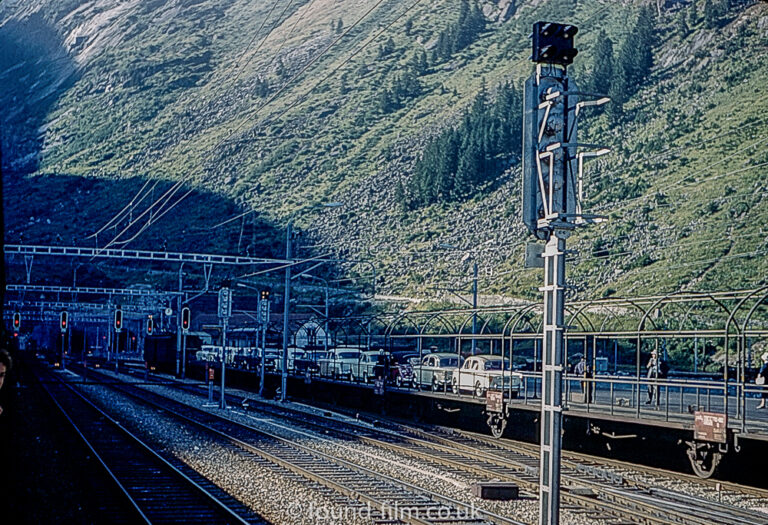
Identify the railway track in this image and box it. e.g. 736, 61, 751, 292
66, 367, 524, 525
79, 367, 768, 525
231, 399, 768, 525
36, 368, 261, 525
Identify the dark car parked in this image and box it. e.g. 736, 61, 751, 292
389, 351, 419, 387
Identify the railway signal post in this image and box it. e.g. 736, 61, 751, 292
259, 290, 270, 398
114, 306, 123, 372
60, 310, 68, 369
181, 305, 190, 379
218, 287, 232, 410
281, 223, 294, 403
522, 21, 609, 525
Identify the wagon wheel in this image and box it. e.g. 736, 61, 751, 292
686, 441, 722, 479
488, 414, 507, 438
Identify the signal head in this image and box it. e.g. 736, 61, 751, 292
531, 21, 579, 66
114, 308, 123, 331
181, 306, 191, 332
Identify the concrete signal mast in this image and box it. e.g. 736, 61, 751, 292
521, 21, 610, 525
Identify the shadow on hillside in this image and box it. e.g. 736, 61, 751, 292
3, 172, 285, 256
0, 12, 80, 173
2, 172, 296, 290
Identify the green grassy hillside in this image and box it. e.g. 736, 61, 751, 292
2, 0, 767, 302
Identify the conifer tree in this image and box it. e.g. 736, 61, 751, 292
615, 7, 654, 91
412, 49, 428, 76
608, 59, 629, 122
275, 58, 286, 78
688, 1, 698, 26
676, 9, 689, 38
455, 136, 481, 198
377, 88, 395, 113
407, 78, 523, 207
339, 72, 350, 95
704, 0, 718, 28
404, 18, 413, 36
590, 30, 614, 95
633, 6, 655, 80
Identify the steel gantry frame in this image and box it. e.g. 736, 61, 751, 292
3, 243, 344, 378
6, 284, 183, 297
318, 288, 768, 423
4, 244, 291, 265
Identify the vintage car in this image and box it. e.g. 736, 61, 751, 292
451, 354, 522, 397
318, 347, 363, 379
413, 352, 462, 391
352, 350, 389, 382
294, 350, 328, 374
389, 351, 419, 387
273, 347, 306, 372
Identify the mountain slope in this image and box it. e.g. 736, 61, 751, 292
2, 0, 767, 301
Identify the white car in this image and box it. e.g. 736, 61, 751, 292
353, 351, 389, 383
413, 353, 462, 390
451, 355, 522, 397
273, 347, 305, 372
318, 348, 363, 379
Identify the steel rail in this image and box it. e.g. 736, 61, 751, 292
225, 399, 757, 525
37, 369, 254, 525
103, 368, 750, 525
80, 370, 516, 525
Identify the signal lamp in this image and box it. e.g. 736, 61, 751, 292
114, 308, 123, 331
181, 306, 191, 332
531, 21, 578, 65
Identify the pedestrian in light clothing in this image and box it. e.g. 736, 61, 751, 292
646, 350, 659, 405
574, 356, 592, 403
757, 352, 768, 409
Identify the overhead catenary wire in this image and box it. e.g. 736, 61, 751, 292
206, 0, 408, 156
88, 0, 280, 242
94, 179, 186, 255
111, 188, 197, 247
145, 0, 428, 239
227, 0, 287, 86
87, 178, 157, 239
191, 0, 613, 234
592, 135, 768, 214
99, 0, 411, 254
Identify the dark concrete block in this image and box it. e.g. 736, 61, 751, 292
471, 482, 519, 500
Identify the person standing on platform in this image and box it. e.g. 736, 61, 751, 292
574, 356, 592, 403
757, 352, 768, 409
646, 350, 659, 405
